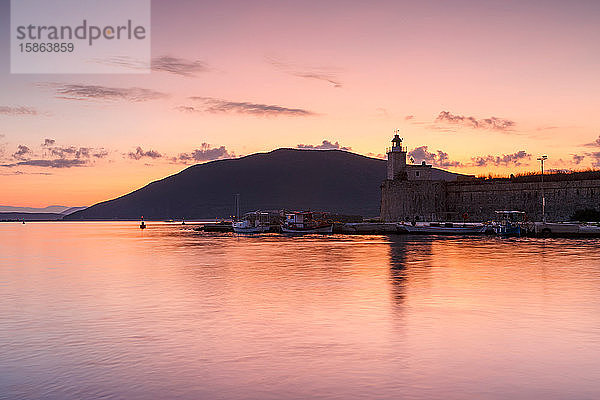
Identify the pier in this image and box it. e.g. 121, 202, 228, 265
193, 220, 600, 238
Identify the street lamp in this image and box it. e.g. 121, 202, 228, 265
537, 155, 548, 223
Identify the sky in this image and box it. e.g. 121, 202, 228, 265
1, 0, 600, 207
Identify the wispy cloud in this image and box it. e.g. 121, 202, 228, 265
13, 145, 32, 160
0, 170, 53, 176
92, 149, 109, 159
589, 152, 600, 168
296, 140, 351, 151
47, 146, 108, 159
435, 111, 516, 131
40, 83, 167, 102
176, 143, 232, 163
266, 56, 343, 88
572, 154, 585, 164
408, 146, 462, 168
152, 56, 208, 77
583, 135, 600, 147
174, 105, 199, 113
471, 151, 531, 167
2, 140, 109, 169
580, 135, 600, 167
128, 147, 162, 160
1, 159, 88, 168
0, 106, 38, 116
91, 56, 149, 72
187, 97, 315, 116
93, 55, 208, 77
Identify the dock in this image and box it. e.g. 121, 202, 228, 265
192, 220, 600, 237
525, 222, 600, 237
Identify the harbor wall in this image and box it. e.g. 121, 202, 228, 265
381, 178, 600, 222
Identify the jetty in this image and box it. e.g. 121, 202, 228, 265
190, 218, 600, 238
338, 221, 600, 237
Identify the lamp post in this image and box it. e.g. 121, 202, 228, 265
537, 155, 548, 223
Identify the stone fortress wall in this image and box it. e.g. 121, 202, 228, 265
381, 178, 600, 222
380, 135, 600, 222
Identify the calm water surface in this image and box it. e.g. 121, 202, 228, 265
1, 222, 599, 400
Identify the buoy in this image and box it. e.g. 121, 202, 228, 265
140, 216, 146, 229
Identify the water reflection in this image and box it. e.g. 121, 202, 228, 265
387, 235, 410, 307
1, 223, 599, 400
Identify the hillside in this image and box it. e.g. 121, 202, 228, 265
65, 149, 386, 220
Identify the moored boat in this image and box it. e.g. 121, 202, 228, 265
233, 211, 277, 233
398, 222, 487, 235
281, 212, 333, 234
492, 211, 525, 236
233, 219, 270, 234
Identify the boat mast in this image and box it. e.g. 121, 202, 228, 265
233, 193, 240, 221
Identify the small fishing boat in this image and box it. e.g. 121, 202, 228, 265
492, 211, 525, 237
233, 220, 270, 233
233, 211, 274, 233
233, 210, 282, 233
398, 222, 487, 235
281, 212, 333, 234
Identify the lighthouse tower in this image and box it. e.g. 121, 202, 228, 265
386, 131, 407, 180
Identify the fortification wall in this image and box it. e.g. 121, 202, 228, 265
380, 180, 446, 221
381, 178, 600, 222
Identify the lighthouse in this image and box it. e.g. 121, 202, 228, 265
386, 130, 407, 180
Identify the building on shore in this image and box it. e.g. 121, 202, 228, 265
380, 135, 600, 222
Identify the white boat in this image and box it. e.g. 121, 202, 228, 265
281, 212, 333, 234
398, 222, 487, 235
233, 211, 273, 234
233, 219, 270, 234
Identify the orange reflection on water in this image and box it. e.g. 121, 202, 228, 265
1, 222, 599, 399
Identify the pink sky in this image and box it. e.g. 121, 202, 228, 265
1, 0, 600, 207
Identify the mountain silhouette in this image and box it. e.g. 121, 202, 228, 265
65, 148, 386, 220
